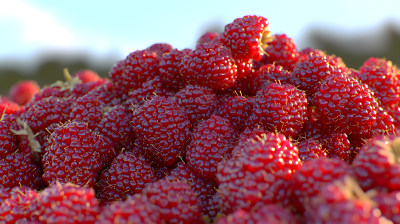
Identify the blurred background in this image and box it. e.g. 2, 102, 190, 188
0, 0, 399, 95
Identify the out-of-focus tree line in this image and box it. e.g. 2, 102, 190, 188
0, 22, 399, 95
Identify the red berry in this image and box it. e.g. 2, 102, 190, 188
297, 138, 327, 163
132, 96, 191, 166
288, 157, 354, 213
186, 115, 236, 180
127, 76, 173, 105
304, 177, 388, 223
196, 32, 221, 46
36, 183, 100, 224
0, 96, 23, 115
352, 135, 400, 191
96, 151, 156, 203
111, 50, 159, 94
247, 82, 308, 138
42, 121, 113, 187
221, 15, 270, 61
158, 48, 192, 92
74, 69, 102, 83
358, 57, 400, 107
312, 73, 378, 134
146, 42, 173, 58
261, 34, 300, 71
97, 194, 161, 224
175, 84, 218, 126
252, 64, 292, 94
179, 42, 237, 90
217, 203, 298, 224
94, 104, 134, 151
143, 179, 202, 224
215, 95, 253, 132
8, 80, 40, 105
0, 186, 39, 223
217, 133, 301, 214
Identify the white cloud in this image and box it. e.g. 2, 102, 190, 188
0, 0, 82, 53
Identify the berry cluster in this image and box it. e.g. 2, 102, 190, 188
1, 15, 400, 223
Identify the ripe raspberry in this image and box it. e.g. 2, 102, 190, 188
158, 48, 192, 92
179, 42, 237, 90
297, 138, 327, 163
358, 57, 400, 107
373, 191, 400, 224
319, 131, 352, 162
252, 63, 292, 95
196, 32, 221, 46
288, 157, 354, 213
235, 58, 254, 79
175, 84, 218, 126
110, 50, 159, 94
35, 183, 100, 224
8, 80, 40, 105
97, 194, 161, 224
215, 95, 253, 132
0, 186, 39, 223
0, 158, 18, 191
304, 177, 389, 224
132, 96, 191, 166
143, 179, 202, 224
83, 81, 121, 107
20, 96, 71, 134
69, 92, 105, 130
166, 162, 218, 220
96, 151, 156, 203
312, 73, 378, 134
0, 96, 23, 115
260, 34, 300, 71
186, 115, 236, 180
74, 69, 102, 83
30, 69, 104, 103
127, 76, 173, 105
352, 135, 400, 192
217, 204, 298, 224
217, 133, 301, 214
290, 52, 339, 96
0, 114, 18, 158
232, 126, 270, 155
94, 104, 134, 151
246, 82, 308, 138
221, 15, 270, 61
4, 152, 44, 190
146, 42, 173, 58
42, 121, 113, 187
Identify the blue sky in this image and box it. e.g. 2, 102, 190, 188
0, 0, 399, 64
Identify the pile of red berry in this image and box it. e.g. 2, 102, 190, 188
1, 15, 400, 223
